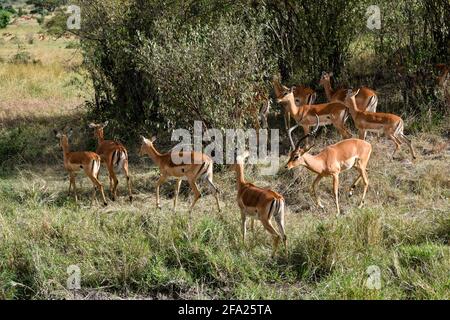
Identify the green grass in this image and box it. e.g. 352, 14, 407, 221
0, 142, 448, 300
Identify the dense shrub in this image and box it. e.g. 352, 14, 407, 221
138, 17, 275, 130
0, 9, 10, 29
44, 9, 69, 36
75, 0, 449, 142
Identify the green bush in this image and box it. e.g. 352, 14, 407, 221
139, 17, 275, 130
44, 9, 69, 36
0, 9, 11, 29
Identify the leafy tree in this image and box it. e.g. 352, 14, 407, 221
0, 10, 10, 29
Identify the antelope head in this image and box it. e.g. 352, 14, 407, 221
273, 75, 291, 100
344, 88, 360, 110
139, 135, 157, 157
54, 128, 73, 149
88, 121, 109, 139
276, 86, 295, 104
285, 115, 320, 170
319, 71, 333, 87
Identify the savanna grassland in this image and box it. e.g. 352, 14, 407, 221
0, 14, 449, 300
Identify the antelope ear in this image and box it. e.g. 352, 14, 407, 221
67, 128, 73, 137
102, 121, 109, 128
329, 72, 334, 77
236, 152, 249, 165
88, 123, 97, 128
321, 71, 327, 77
140, 135, 147, 143
151, 136, 157, 143
53, 129, 60, 138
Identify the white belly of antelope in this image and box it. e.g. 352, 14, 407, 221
341, 157, 357, 171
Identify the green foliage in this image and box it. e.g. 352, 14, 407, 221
76, 0, 449, 142
43, 9, 68, 36
26, 0, 67, 12
139, 16, 275, 130
0, 9, 11, 29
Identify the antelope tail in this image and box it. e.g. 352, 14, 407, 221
92, 159, 101, 178
366, 95, 378, 112
112, 150, 128, 173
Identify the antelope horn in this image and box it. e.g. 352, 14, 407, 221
296, 114, 320, 148
311, 114, 320, 135
288, 124, 299, 150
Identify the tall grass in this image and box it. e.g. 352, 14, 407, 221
0, 138, 448, 300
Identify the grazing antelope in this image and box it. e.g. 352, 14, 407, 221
88, 121, 132, 202
234, 151, 287, 257
139, 136, 221, 211
273, 76, 317, 130
54, 129, 108, 206
320, 72, 378, 112
345, 89, 416, 160
286, 118, 372, 216
277, 87, 352, 146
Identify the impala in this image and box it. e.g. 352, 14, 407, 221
234, 151, 287, 257
54, 129, 108, 206
277, 87, 352, 146
273, 76, 317, 130
88, 121, 132, 202
139, 136, 221, 211
345, 89, 416, 159
286, 118, 372, 216
320, 72, 378, 112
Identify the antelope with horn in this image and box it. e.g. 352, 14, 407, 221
273, 75, 317, 130
234, 150, 287, 258
345, 89, 416, 160
139, 136, 221, 212
88, 121, 133, 202
277, 86, 352, 147
54, 128, 108, 206
320, 71, 378, 112
286, 116, 372, 216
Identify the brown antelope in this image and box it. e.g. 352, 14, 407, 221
273, 76, 317, 130
320, 72, 378, 112
88, 121, 132, 202
234, 151, 287, 257
277, 87, 352, 146
345, 89, 416, 160
286, 118, 372, 216
54, 129, 108, 206
139, 136, 221, 211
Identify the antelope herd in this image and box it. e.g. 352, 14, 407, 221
54, 71, 424, 257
